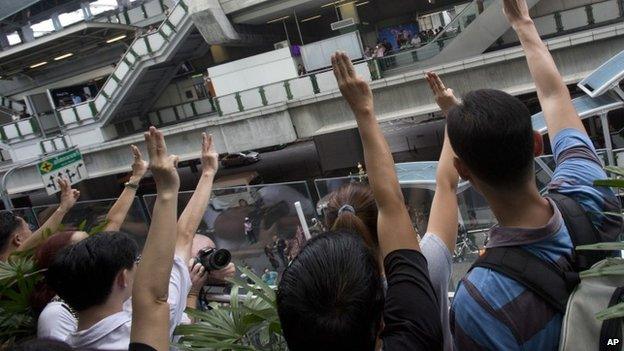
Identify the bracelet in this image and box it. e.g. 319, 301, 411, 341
188, 291, 200, 297
124, 182, 139, 190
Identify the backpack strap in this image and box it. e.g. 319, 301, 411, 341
471, 247, 579, 313
546, 192, 606, 270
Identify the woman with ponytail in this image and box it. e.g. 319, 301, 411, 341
323, 182, 378, 250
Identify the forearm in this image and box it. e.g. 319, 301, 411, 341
514, 20, 566, 98
435, 130, 459, 189
178, 172, 215, 237
355, 112, 404, 209
428, 129, 459, 251
135, 194, 178, 301
19, 206, 69, 252
104, 180, 139, 231
514, 19, 584, 135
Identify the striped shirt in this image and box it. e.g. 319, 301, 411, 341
450, 128, 622, 350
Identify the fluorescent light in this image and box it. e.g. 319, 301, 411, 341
356, 1, 370, 6
300, 15, 322, 23
267, 15, 290, 24
337, 1, 357, 8
29, 61, 48, 68
322, 1, 344, 8
54, 53, 74, 61
106, 34, 127, 43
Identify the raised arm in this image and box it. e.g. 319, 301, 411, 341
332, 52, 419, 259
504, 0, 585, 139
104, 145, 148, 231
175, 133, 219, 261
18, 178, 79, 253
425, 72, 460, 252
131, 127, 180, 350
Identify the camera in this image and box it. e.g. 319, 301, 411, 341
194, 247, 232, 271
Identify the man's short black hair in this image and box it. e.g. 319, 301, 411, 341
277, 231, 383, 351
447, 89, 535, 186
0, 211, 22, 253
46, 231, 138, 311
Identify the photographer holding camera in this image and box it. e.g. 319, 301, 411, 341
185, 234, 235, 317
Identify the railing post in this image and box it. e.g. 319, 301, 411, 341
284, 81, 293, 100
15, 122, 22, 138
213, 98, 222, 116
554, 12, 564, 32
585, 5, 595, 25
259, 86, 268, 106
310, 75, 320, 94
235, 92, 244, 112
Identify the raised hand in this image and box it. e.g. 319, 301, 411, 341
332, 52, 373, 116
144, 127, 180, 195
503, 0, 531, 26
130, 145, 149, 182
58, 178, 80, 212
425, 72, 460, 116
200, 132, 219, 176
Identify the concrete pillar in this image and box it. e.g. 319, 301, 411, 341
19, 26, 34, 43
50, 12, 63, 31
0, 34, 10, 50
81, 2, 93, 21
338, 2, 360, 24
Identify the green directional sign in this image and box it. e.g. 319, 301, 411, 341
37, 149, 88, 195
38, 149, 83, 175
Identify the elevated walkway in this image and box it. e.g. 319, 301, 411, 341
377, 0, 540, 75
2, 22, 624, 195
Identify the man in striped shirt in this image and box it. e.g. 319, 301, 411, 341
446, 0, 622, 350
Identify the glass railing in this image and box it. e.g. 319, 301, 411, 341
39, 134, 71, 154
375, 0, 495, 73
55, 0, 190, 126
495, 0, 623, 47
94, 0, 167, 26
30, 197, 149, 245
146, 96, 216, 127
143, 181, 316, 278
12, 147, 622, 290
0, 117, 41, 142
0, 96, 25, 114
214, 60, 373, 115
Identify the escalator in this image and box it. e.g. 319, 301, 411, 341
377, 0, 541, 75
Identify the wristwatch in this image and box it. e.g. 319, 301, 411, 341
124, 181, 139, 190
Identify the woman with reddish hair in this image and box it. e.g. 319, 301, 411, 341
33, 230, 88, 340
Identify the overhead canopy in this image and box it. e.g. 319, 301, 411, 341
0, 22, 134, 78
531, 91, 624, 134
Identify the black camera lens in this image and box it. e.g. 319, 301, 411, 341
210, 249, 231, 269
197, 248, 232, 271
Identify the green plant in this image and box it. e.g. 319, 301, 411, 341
174, 266, 286, 351
588, 165, 624, 321
0, 221, 108, 346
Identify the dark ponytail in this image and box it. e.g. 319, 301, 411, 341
324, 183, 378, 250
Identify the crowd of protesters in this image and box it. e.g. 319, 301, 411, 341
2, 0, 622, 350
